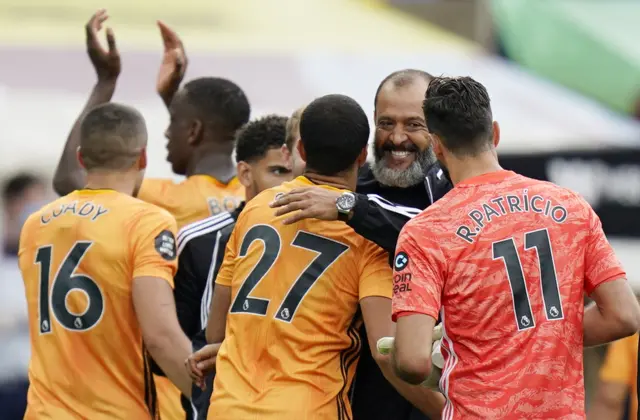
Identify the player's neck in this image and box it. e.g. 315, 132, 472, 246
84, 171, 137, 195
304, 169, 357, 191
446, 152, 503, 186
186, 143, 236, 183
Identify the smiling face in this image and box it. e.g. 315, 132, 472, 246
371, 78, 436, 188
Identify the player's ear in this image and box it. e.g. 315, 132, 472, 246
138, 147, 148, 170
236, 161, 253, 188
356, 147, 368, 167
430, 134, 444, 160
492, 121, 500, 148
188, 119, 203, 146
76, 146, 86, 169
296, 139, 307, 162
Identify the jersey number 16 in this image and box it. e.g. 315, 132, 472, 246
35, 242, 105, 334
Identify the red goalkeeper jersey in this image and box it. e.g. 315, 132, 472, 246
392, 170, 625, 419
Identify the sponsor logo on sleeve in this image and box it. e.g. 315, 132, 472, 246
394, 251, 409, 271
154, 230, 177, 260
393, 251, 412, 294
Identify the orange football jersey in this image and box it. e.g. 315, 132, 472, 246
139, 175, 244, 229
209, 176, 392, 420
138, 174, 244, 418
18, 189, 178, 420
392, 170, 625, 419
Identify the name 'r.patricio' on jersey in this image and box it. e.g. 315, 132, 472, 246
40, 201, 109, 225
456, 189, 568, 244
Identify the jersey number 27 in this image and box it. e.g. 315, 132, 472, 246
493, 229, 564, 331
230, 225, 348, 322
35, 242, 105, 334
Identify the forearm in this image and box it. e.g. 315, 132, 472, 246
376, 357, 444, 419
145, 331, 193, 398
53, 79, 117, 195
347, 194, 414, 254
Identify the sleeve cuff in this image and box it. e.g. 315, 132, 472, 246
133, 270, 175, 288
346, 193, 369, 229
585, 270, 626, 295
392, 307, 438, 322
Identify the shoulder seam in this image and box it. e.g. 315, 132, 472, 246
177, 214, 235, 255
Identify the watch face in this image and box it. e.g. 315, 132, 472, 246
337, 193, 356, 212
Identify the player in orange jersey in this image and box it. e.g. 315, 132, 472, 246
189, 94, 445, 420
52, 10, 249, 228
51, 12, 249, 417
390, 76, 640, 419
19, 103, 196, 419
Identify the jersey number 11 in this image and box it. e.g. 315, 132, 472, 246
492, 228, 564, 331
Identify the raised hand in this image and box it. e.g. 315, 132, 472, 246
85, 9, 120, 82
156, 21, 188, 106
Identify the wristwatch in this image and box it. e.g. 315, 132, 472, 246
336, 192, 357, 222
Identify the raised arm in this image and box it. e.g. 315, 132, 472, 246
156, 21, 188, 109
52, 9, 120, 196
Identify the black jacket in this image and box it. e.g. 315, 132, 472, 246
349, 162, 453, 420
347, 163, 452, 255
172, 203, 244, 420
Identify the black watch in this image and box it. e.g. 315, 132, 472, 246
336, 192, 357, 222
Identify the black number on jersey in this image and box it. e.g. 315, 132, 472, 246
230, 225, 349, 322
230, 225, 281, 316
492, 228, 564, 331
35, 242, 105, 334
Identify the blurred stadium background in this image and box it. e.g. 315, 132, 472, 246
1, 0, 639, 417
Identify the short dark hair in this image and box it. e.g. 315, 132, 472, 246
2, 172, 42, 203
423, 76, 493, 156
235, 115, 288, 163
80, 103, 147, 170
183, 77, 250, 137
300, 94, 369, 175
374, 69, 433, 108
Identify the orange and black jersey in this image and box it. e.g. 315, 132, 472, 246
139, 175, 244, 229
18, 189, 178, 420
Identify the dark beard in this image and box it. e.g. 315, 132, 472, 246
371, 142, 437, 188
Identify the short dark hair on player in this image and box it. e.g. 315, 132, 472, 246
2, 172, 42, 203
423, 76, 493, 156
79, 103, 147, 171
300, 94, 369, 175
183, 77, 250, 137
374, 69, 433, 108
235, 115, 288, 163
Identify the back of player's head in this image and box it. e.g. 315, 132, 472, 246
300, 94, 369, 176
374, 69, 433, 108
235, 115, 288, 163
183, 77, 250, 138
285, 105, 306, 152
79, 103, 147, 171
423, 76, 493, 156
2, 172, 43, 204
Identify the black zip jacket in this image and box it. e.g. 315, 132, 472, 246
350, 162, 453, 420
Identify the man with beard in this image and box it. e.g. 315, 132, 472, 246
271, 69, 452, 420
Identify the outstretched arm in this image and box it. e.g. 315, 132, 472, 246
156, 21, 188, 109
269, 188, 420, 255
52, 9, 120, 196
